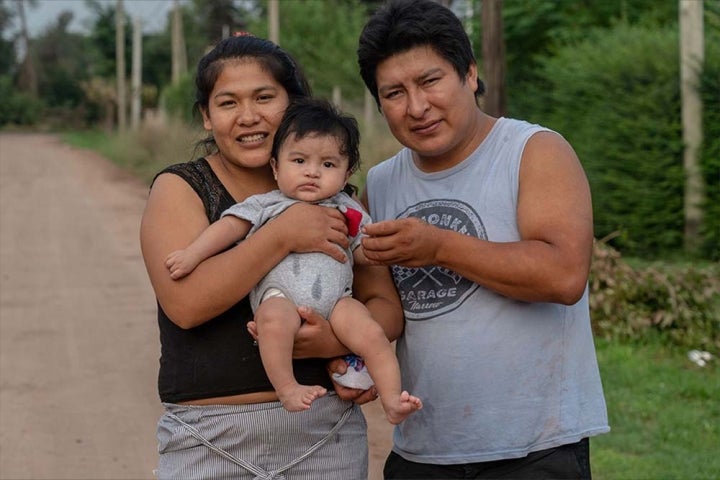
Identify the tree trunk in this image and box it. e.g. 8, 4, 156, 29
16, 0, 37, 96
679, 0, 705, 252
171, 0, 187, 85
116, 0, 127, 133
481, 0, 506, 117
269, 0, 279, 44
131, 17, 142, 131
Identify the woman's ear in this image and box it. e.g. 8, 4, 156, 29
200, 107, 212, 131
270, 158, 278, 180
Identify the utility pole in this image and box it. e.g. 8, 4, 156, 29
116, 0, 127, 133
171, 0, 187, 85
679, 0, 705, 252
269, 0, 279, 44
481, 0, 505, 117
131, 17, 142, 131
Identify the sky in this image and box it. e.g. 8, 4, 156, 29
24, 0, 181, 37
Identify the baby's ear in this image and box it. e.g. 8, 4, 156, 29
270, 158, 278, 178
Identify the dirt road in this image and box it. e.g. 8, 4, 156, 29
0, 133, 392, 479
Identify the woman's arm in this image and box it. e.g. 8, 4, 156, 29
140, 173, 350, 329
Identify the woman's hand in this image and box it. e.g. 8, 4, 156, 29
273, 203, 350, 263
247, 306, 350, 359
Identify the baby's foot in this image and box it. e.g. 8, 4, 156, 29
383, 390, 423, 425
277, 384, 327, 412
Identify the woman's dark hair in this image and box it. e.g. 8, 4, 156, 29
272, 98, 361, 195
357, 0, 484, 108
195, 34, 311, 154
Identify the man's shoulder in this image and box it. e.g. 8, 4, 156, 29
367, 148, 408, 177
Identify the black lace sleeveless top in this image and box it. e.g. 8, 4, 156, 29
154, 158, 332, 403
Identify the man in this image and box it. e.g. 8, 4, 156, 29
358, 1, 609, 478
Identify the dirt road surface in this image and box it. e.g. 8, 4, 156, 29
0, 133, 392, 479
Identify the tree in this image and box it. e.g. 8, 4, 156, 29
15, 0, 37, 95
481, 0, 505, 116
33, 11, 90, 109
0, 0, 17, 76
679, 0, 705, 252
248, 0, 367, 102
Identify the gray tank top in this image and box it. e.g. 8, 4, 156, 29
366, 118, 609, 463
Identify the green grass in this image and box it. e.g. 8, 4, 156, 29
592, 340, 719, 479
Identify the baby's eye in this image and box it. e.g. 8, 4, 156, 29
323, 161, 338, 169
291, 157, 305, 164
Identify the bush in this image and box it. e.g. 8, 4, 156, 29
0, 75, 44, 126
590, 239, 720, 350
160, 72, 197, 125
534, 25, 685, 257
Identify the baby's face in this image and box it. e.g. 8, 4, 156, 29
273, 133, 351, 203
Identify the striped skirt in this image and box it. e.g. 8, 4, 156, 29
156, 394, 368, 479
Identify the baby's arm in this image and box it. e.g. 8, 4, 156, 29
165, 215, 252, 280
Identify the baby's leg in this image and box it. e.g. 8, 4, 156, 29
330, 298, 422, 424
255, 297, 326, 411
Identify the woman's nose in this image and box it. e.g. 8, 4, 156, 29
236, 104, 259, 125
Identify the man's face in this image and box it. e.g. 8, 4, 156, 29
375, 45, 481, 172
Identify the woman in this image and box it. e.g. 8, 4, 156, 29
140, 34, 403, 479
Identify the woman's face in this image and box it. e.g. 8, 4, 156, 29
201, 59, 290, 170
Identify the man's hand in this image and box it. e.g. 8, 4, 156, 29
327, 357, 379, 405
361, 217, 440, 267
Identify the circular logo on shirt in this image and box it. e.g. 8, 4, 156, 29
392, 200, 487, 320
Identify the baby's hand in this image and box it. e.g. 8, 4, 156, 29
165, 250, 198, 280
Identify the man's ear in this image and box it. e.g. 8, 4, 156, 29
466, 63, 479, 93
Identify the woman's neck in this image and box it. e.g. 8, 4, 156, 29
207, 153, 277, 202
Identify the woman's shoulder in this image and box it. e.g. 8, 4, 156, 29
153, 158, 211, 186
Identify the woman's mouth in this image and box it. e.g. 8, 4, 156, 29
237, 133, 266, 143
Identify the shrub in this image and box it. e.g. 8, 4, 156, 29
534, 25, 685, 257
160, 72, 197, 125
590, 239, 720, 350
0, 75, 44, 126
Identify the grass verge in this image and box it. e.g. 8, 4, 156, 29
592, 340, 719, 479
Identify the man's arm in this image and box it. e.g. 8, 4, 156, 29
361, 132, 593, 305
